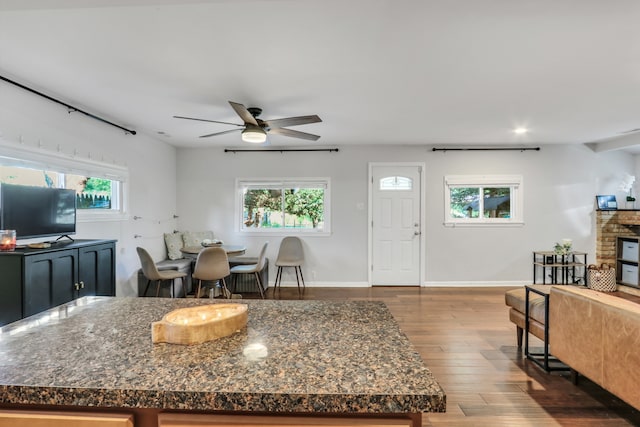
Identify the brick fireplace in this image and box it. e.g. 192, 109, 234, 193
596, 210, 640, 266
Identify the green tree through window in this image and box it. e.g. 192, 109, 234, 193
240, 180, 329, 232
76, 177, 113, 209
445, 175, 522, 225
285, 188, 324, 228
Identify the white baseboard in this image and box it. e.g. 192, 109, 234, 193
423, 280, 530, 287
269, 281, 370, 288
268, 280, 530, 288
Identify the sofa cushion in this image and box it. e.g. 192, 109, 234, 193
182, 230, 214, 247
505, 287, 547, 325
164, 232, 184, 260
509, 308, 546, 340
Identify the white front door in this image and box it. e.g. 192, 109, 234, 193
370, 164, 423, 286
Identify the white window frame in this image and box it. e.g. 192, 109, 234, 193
0, 139, 129, 222
444, 174, 523, 227
236, 177, 331, 235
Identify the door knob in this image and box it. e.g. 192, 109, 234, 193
414, 231, 421, 236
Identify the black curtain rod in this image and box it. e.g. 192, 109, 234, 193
225, 148, 339, 153
432, 147, 540, 152
0, 75, 136, 135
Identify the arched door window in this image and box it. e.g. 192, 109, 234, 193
379, 176, 413, 191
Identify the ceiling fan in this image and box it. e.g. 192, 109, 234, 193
174, 101, 322, 143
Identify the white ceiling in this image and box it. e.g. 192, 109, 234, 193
2, 0, 640, 152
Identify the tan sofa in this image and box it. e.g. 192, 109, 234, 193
549, 286, 640, 411
504, 287, 547, 346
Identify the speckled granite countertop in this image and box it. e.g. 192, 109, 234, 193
0, 297, 445, 414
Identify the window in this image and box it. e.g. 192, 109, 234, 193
0, 141, 128, 221
237, 178, 330, 234
379, 176, 413, 191
0, 166, 121, 211
444, 175, 523, 226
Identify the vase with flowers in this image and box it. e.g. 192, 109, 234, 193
620, 173, 636, 209
554, 238, 573, 256
627, 193, 636, 209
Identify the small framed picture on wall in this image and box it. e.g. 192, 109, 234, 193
596, 195, 617, 210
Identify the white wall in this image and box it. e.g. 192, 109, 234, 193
2, 72, 636, 289
177, 144, 635, 286
425, 144, 633, 285
0, 81, 178, 296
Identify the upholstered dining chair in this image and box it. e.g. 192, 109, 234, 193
137, 247, 187, 297
230, 242, 268, 299
274, 236, 305, 293
192, 246, 231, 298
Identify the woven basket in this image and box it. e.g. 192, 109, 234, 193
587, 264, 617, 292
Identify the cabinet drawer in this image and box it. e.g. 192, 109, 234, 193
621, 241, 639, 262
621, 263, 639, 285
0, 409, 133, 427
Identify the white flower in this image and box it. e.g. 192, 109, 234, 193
619, 173, 636, 192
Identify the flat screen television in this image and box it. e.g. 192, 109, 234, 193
0, 184, 77, 240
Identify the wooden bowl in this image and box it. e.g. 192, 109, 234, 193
152, 303, 248, 345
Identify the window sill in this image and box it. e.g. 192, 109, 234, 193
77, 211, 128, 222
240, 229, 331, 237
443, 221, 524, 228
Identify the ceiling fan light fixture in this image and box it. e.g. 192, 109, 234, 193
242, 125, 267, 143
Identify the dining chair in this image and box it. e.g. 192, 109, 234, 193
274, 236, 305, 293
192, 246, 231, 298
137, 247, 187, 297
230, 242, 268, 299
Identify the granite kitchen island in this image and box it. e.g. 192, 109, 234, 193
0, 297, 445, 427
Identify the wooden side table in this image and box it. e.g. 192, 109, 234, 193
533, 251, 587, 285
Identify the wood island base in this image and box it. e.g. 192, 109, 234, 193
0, 405, 422, 427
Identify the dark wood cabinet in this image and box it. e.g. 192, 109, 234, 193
0, 256, 23, 328
23, 248, 77, 317
0, 239, 116, 326
78, 242, 116, 297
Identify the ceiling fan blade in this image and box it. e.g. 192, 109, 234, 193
199, 128, 243, 138
268, 127, 321, 141
229, 101, 259, 126
173, 115, 243, 127
265, 115, 322, 129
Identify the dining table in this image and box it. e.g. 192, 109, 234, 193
180, 244, 246, 259
180, 244, 247, 298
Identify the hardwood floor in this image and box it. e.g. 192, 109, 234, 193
257, 286, 640, 427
